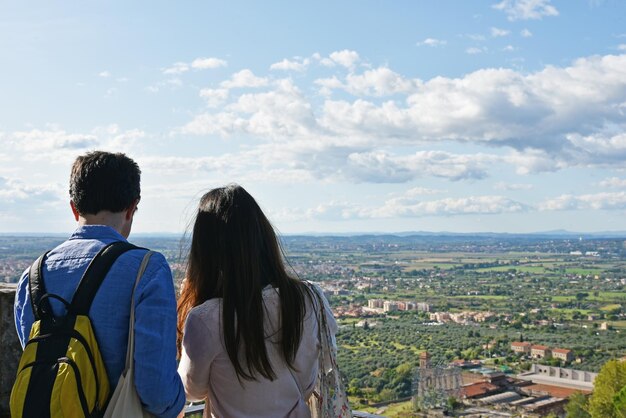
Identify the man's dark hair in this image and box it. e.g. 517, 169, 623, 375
69, 151, 141, 215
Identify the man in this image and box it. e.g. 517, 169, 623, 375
14, 151, 185, 417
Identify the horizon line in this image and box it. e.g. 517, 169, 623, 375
1, 229, 625, 238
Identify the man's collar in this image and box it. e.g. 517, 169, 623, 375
68, 225, 128, 242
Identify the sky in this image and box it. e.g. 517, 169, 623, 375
1, 0, 625, 235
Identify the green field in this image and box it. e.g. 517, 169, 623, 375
601, 304, 623, 311
609, 321, 626, 330
351, 399, 415, 417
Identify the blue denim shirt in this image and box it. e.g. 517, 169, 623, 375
14, 225, 185, 418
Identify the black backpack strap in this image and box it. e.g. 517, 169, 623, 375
71, 241, 142, 315
28, 251, 52, 321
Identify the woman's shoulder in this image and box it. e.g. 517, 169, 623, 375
187, 298, 222, 322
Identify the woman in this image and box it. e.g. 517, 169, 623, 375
177, 184, 337, 418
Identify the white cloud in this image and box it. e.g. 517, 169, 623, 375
366, 195, 527, 218
180, 52, 626, 180
504, 150, 564, 175
521, 28, 533, 37
345, 151, 493, 182
404, 187, 444, 196
565, 132, 626, 164
618, 44, 626, 51
493, 0, 559, 21
491, 27, 511, 37
138, 152, 315, 185
105, 128, 146, 152
503, 45, 516, 52
306, 201, 359, 221
139, 155, 239, 174
314, 76, 344, 96
318, 54, 626, 157
183, 79, 315, 138
466, 47, 487, 55
494, 181, 533, 191
2, 125, 153, 164
417, 38, 447, 47
98, 71, 111, 78
220, 69, 269, 89
343, 67, 420, 96
319, 57, 336, 67
270, 57, 310, 72
292, 193, 528, 221
191, 57, 227, 70
199, 88, 229, 107
0, 176, 64, 205
329, 50, 360, 69
11, 129, 99, 153
599, 177, 626, 189
163, 57, 226, 75
163, 62, 189, 75
146, 77, 183, 92
540, 192, 626, 211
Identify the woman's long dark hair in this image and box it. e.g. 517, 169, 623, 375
177, 184, 309, 381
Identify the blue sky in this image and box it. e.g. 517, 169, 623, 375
1, 0, 625, 234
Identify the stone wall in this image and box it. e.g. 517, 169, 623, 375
0, 284, 19, 418
530, 363, 598, 383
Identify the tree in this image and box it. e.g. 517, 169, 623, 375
614, 385, 626, 418
565, 392, 590, 418
379, 388, 395, 402
445, 396, 460, 413
576, 292, 589, 301
588, 360, 626, 417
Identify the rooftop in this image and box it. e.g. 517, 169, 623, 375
531, 345, 550, 350
522, 383, 591, 398
461, 381, 499, 398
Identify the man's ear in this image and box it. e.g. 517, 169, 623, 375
125, 199, 139, 221
70, 201, 80, 221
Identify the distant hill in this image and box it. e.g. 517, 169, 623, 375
1, 230, 625, 239
283, 230, 626, 239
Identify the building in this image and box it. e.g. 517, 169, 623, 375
414, 351, 463, 411
552, 348, 574, 362
511, 341, 532, 355
474, 311, 495, 322
461, 381, 500, 399
429, 312, 451, 322
517, 364, 597, 391
416, 302, 431, 312
482, 340, 497, 350
531, 345, 551, 359
476, 391, 522, 405
383, 301, 398, 312
367, 299, 384, 309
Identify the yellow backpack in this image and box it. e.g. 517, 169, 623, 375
11, 242, 138, 418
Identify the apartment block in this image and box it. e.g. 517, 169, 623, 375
531, 345, 551, 359
552, 348, 574, 362
511, 341, 532, 354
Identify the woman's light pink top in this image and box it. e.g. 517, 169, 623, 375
177, 286, 337, 418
